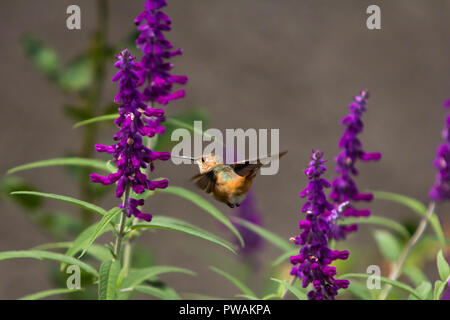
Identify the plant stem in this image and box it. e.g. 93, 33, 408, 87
122, 238, 132, 276
378, 201, 436, 300
122, 217, 138, 276
79, 0, 109, 225
281, 277, 296, 299
114, 184, 130, 260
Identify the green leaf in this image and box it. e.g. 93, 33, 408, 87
10, 191, 107, 216
372, 190, 427, 214
86, 245, 114, 262
210, 266, 256, 297
59, 54, 93, 91
0, 250, 98, 277
437, 250, 450, 282
21, 34, 61, 81
72, 114, 215, 142
409, 281, 432, 300
134, 285, 181, 300
339, 215, 410, 239
73, 114, 117, 129
79, 207, 122, 258
270, 278, 307, 300
373, 230, 402, 261
340, 273, 423, 299
424, 235, 450, 246
272, 250, 298, 267
19, 288, 81, 300
132, 216, 236, 254
235, 294, 259, 300
7, 158, 113, 175
372, 190, 445, 245
232, 217, 292, 253
182, 293, 225, 300
62, 223, 113, 271
433, 280, 446, 300
121, 266, 195, 290
106, 160, 117, 173
403, 265, 429, 287
33, 242, 112, 262
156, 186, 244, 247
98, 260, 121, 300
262, 293, 279, 300
0, 176, 43, 209
131, 189, 154, 201
32, 242, 73, 251
346, 280, 373, 300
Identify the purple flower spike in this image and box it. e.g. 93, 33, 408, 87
90, 49, 170, 221
329, 89, 381, 239
290, 150, 349, 300
430, 100, 450, 201
135, 0, 188, 105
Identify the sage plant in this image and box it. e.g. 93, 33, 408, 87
377, 99, 450, 300
2, 1, 450, 303
135, 0, 188, 106
329, 89, 381, 239
290, 150, 349, 300
429, 100, 450, 201
90, 49, 170, 256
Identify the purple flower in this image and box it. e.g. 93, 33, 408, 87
90, 49, 170, 221
429, 100, 450, 201
329, 89, 381, 239
233, 189, 263, 256
290, 150, 349, 300
135, 0, 188, 105
441, 280, 450, 300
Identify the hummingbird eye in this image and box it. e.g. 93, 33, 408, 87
201, 157, 206, 163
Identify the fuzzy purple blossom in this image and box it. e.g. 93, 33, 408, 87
90, 49, 170, 221
429, 100, 450, 201
135, 0, 188, 105
290, 150, 349, 300
329, 89, 382, 239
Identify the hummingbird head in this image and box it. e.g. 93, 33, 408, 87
196, 154, 223, 173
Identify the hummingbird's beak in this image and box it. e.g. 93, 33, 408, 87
171, 155, 196, 163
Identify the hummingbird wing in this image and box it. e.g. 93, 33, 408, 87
230, 151, 288, 177
191, 170, 216, 194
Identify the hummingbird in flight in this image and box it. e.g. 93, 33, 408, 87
173, 151, 287, 208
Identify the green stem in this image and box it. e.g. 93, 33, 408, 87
122, 218, 138, 277
114, 184, 130, 260
378, 201, 436, 300
281, 277, 296, 299
79, 0, 109, 225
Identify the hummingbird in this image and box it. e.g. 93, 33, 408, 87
173, 151, 287, 208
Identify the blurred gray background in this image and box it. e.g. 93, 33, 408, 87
1, 0, 450, 299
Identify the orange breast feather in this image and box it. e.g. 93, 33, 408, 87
215, 172, 253, 202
